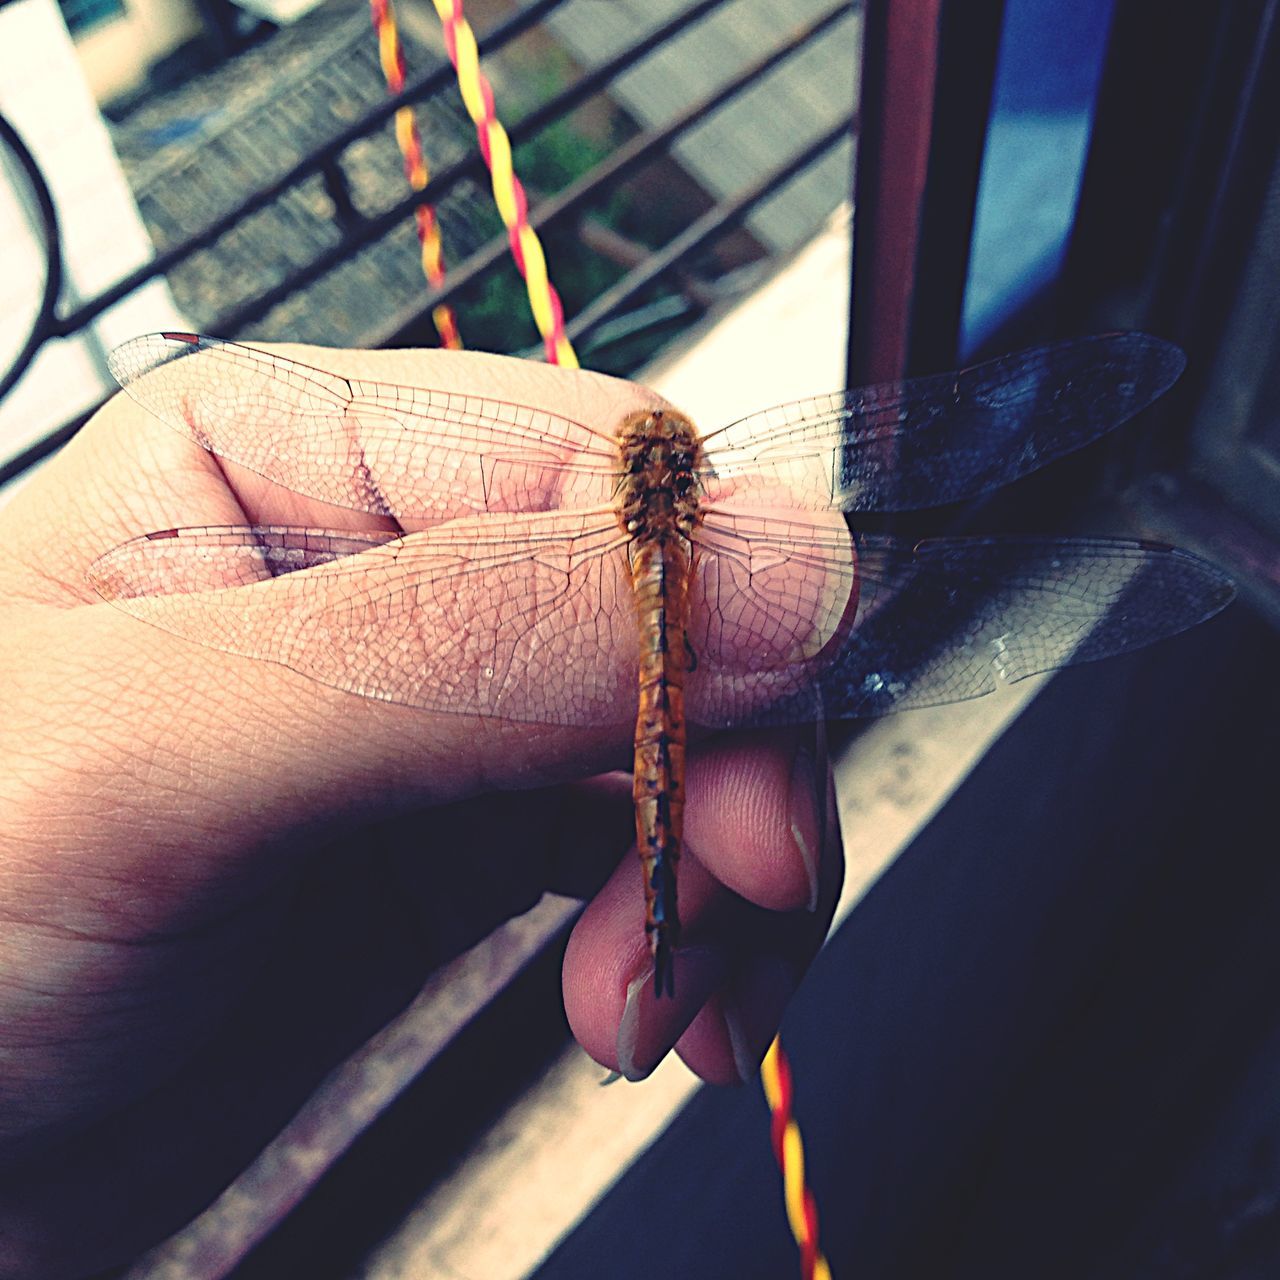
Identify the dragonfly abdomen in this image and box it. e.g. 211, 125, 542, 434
630, 535, 693, 998
615, 407, 706, 997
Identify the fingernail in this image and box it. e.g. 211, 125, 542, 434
616, 946, 729, 1082
790, 747, 822, 912
723, 955, 799, 1084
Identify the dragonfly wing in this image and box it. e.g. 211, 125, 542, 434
109, 334, 618, 522
820, 535, 1235, 717
686, 513, 1235, 726
687, 510, 860, 725
87, 525, 402, 593
698, 333, 1184, 512
89, 512, 641, 727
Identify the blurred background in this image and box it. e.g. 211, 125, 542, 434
1, 0, 1278, 1276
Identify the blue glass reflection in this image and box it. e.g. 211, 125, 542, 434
961, 0, 1117, 356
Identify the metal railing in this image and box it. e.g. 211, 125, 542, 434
0, 0, 858, 486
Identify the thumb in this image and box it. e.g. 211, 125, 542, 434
0, 345, 660, 918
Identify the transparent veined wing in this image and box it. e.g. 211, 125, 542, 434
89, 510, 642, 726
112, 332, 1186, 525
685, 512, 1234, 725
89, 508, 1235, 729
697, 333, 1185, 512
109, 333, 619, 522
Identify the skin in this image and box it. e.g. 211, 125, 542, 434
0, 346, 842, 1278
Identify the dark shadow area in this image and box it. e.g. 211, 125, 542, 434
535, 598, 1279, 1279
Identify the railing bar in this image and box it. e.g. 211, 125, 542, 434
201, 0, 849, 337
2, 116, 853, 489
52, 0, 568, 333
487, 0, 736, 159
6, 13, 855, 478
0, 410, 92, 488
376, 0, 855, 343
0, 109, 64, 404
55, 0, 738, 336
566, 116, 854, 345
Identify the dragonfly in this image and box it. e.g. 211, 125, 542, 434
89, 331, 1235, 994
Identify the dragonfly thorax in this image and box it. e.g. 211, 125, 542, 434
614, 408, 705, 541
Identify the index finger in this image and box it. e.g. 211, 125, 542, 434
0, 343, 668, 606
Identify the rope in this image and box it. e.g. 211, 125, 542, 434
762, 1036, 832, 1280
369, 0, 462, 348
431, 0, 578, 367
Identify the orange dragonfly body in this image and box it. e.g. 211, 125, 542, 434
90, 332, 1234, 993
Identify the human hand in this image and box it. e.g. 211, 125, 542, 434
0, 346, 842, 1277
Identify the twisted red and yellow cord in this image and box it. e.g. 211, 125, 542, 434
369, 0, 461, 348
379, 6, 824, 1273
431, 0, 578, 368
762, 1036, 832, 1280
